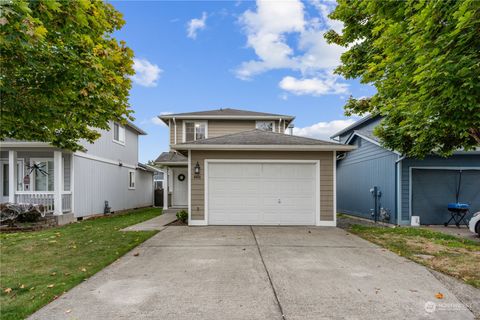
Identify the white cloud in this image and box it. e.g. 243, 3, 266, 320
132, 58, 162, 87
236, 0, 348, 95
151, 117, 165, 126
236, 0, 304, 79
187, 12, 207, 39
279, 75, 348, 96
293, 118, 357, 140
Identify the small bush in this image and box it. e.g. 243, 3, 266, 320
176, 210, 188, 223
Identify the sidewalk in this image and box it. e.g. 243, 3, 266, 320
121, 209, 178, 231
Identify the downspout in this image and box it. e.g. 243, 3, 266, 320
173, 117, 177, 145
395, 155, 406, 225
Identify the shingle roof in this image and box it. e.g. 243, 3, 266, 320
159, 108, 294, 119
330, 114, 380, 138
175, 130, 338, 146
155, 151, 188, 163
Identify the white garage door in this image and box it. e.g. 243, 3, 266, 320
207, 162, 318, 225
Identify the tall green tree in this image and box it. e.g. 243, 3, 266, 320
0, 0, 134, 151
325, 0, 480, 157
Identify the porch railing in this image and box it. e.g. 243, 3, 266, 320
14, 192, 72, 214
61, 193, 72, 213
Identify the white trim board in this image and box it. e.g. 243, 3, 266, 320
333, 151, 337, 226
199, 159, 328, 226
74, 152, 137, 169
187, 150, 192, 224
407, 166, 480, 221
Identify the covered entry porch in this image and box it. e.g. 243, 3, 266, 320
1, 147, 73, 215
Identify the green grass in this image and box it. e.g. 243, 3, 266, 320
0, 207, 162, 320
349, 225, 480, 288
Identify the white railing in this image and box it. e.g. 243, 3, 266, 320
15, 192, 55, 213
14, 192, 72, 214
62, 193, 72, 213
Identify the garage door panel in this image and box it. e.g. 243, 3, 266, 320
412, 169, 480, 225
262, 163, 314, 179
208, 163, 261, 178
262, 179, 315, 195
209, 179, 259, 194
208, 162, 317, 225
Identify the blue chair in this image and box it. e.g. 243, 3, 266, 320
445, 203, 470, 227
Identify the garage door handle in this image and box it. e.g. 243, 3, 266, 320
278, 199, 281, 204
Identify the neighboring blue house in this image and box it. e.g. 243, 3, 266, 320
332, 115, 480, 225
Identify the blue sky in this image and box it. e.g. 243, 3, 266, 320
111, 0, 376, 162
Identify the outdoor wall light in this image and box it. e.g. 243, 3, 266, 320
194, 161, 201, 175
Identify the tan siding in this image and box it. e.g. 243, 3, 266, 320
169, 120, 285, 147
190, 150, 335, 223
208, 120, 256, 137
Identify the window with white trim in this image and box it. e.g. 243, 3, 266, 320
184, 121, 207, 142
32, 160, 54, 191
128, 170, 136, 189
256, 121, 275, 132
113, 122, 125, 144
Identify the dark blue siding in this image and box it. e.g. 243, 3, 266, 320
337, 137, 398, 222
400, 155, 480, 224
338, 117, 382, 143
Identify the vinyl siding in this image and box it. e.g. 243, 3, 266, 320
169, 120, 284, 145
338, 117, 381, 143
400, 155, 480, 223
189, 150, 334, 222
73, 155, 153, 217
336, 137, 397, 223
80, 121, 139, 166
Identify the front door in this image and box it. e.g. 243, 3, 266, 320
172, 167, 188, 207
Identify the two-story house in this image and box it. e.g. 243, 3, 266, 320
0, 121, 155, 224
155, 108, 354, 226
332, 114, 480, 225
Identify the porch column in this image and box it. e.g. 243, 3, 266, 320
8, 150, 17, 203
53, 151, 63, 215
163, 168, 169, 210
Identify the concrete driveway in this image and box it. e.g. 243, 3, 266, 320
30, 226, 475, 320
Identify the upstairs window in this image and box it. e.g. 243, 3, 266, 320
184, 121, 207, 142
113, 122, 125, 145
256, 121, 275, 132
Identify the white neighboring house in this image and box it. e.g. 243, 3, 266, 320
0, 121, 155, 224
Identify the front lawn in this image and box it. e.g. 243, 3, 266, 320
349, 225, 480, 288
0, 207, 162, 320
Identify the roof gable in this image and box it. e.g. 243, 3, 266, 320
331, 114, 382, 138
